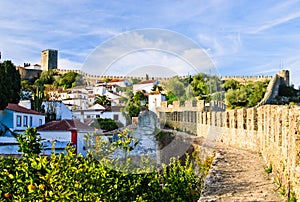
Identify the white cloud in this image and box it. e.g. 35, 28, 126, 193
58, 58, 82, 70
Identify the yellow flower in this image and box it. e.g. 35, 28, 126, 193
28, 184, 35, 193
39, 184, 45, 190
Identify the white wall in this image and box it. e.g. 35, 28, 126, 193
77, 131, 93, 156
101, 111, 127, 126
148, 94, 166, 113
0, 137, 21, 155
133, 81, 159, 93
13, 112, 45, 131
39, 131, 71, 142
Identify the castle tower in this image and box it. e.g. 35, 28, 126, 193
278, 70, 290, 86
41, 49, 58, 71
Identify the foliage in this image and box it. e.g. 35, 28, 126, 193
0, 60, 21, 109
163, 76, 186, 103
92, 118, 118, 131
0, 129, 214, 201
190, 74, 209, 101
279, 84, 298, 97
264, 164, 272, 174
151, 84, 163, 92
37, 70, 58, 85
123, 91, 147, 119
222, 79, 240, 91
32, 79, 46, 113
94, 95, 111, 106
59, 72, 78, 89
16, 127, 43, 156
225, 80, 269, 109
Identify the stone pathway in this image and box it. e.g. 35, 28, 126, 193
199, 145, 284, 202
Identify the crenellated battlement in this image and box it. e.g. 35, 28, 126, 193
220, 75, 273, 84
156, 103, 300, 200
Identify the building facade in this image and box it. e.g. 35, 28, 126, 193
41, 49, 58, 71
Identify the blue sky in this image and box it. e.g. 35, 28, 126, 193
1, 0, 300, 86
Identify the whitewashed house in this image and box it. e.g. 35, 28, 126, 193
42, 101, 72, 121
100, 106, 127, 126
38, 119, 96, 156
72, 104, 106, 122
72, 105, 127, 127
133, 80, 159, 93
0, 103, 45, 134
108, 79, 131, 87
148, 92, 166, 113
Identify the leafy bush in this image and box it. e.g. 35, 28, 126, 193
0, 127, 213, 201
0, 146, 213, 201
224, 80, 269, 109
93, 118, 118, 131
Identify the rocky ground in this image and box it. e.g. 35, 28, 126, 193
199, 144, 284, 202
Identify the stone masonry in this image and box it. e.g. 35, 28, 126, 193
157, 101, 300, 200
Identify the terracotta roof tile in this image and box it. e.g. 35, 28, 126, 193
37, 119, 95, 131
6, 104, 44, 115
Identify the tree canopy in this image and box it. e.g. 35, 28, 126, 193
0, 60, 21, 110
224, 80, 269, 109
59, 72, 78, 89
94, 95, 111, 106
123, 91, 147, 119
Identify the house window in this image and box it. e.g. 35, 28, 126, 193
113, 114, 118, 121
23, 116, 28, 127
39, 119, 42, 126
29, 116, 33, 127
16, 115, 22, 127
87, 115, 91, 118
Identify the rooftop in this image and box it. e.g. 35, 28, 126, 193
38, 119, 95, 131
6, 104, 44, 116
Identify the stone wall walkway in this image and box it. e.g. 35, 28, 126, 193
199, 144, 284, 202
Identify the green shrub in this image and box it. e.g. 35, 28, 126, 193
0, 146, 213, 201
93, 118, 118, 131
0, 127, 214, 201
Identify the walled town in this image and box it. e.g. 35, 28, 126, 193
0, 49, 299, 201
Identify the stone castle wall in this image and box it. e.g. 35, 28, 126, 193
56, 68, 286, 85
16, 66, 42, 81
220, 75, 273, 84
157, 101, 300, 199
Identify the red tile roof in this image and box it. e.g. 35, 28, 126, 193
6, 104, 44, 115
38, 119, 95, 131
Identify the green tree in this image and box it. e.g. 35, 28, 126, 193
163, 76, 186, 103
17, 127, 43, 155
38, 70, 57, 85
0, 60, 21, 109
59, 72, 78, 89
190, 74, 209, 101
94, 95, 111, 106
32, 80, 45, 113
247, 81, 268, 107
151, 84, 163, 92
123, 91, 147, 119
222, 79, 240, 91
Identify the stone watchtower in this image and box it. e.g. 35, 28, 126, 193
278, 70, 290, 86
41, 49, 58, 71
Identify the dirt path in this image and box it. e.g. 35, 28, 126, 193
199, 144, 284, 202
